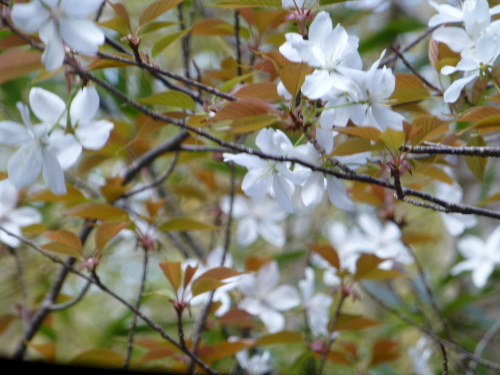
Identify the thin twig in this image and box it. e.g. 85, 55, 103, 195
0, 226, 220, 375
123, 247, 149, 370
122, 151, 179, 198
50, 280, 91, 311
472, 318, 500, 370
360, 283, 500, 370
318, 293, 348, 375
390, 46, 443, 93
234, 10, 242, 77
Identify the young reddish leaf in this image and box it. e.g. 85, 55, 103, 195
334, 126, 381, 142
199, 341, 252, 362
183, 264, 198, 289
218, 72, 255, 93
245, 255, 272, 271
312, 351, 350, 364
139, 0, 185, 26
137, 347, 177, 365
219, 309, 257, 328
415, 163, 453, 184
335, 314, 381, 331
192, 18, 235, 36
0, 49, 43, 85
0, 314, 16, 335
30, 343, 56, 362
98, 17, 130, 35
222, 115, 280, 134
159, 260, 182, 291
95, 221, 130, 253
253, 9, 287, 33
470, 115, 500, 132
196, 266, 243, 281
146, 199, 167, 218
151, 28, 192, 58
351, 182, 385, 207
369, 339, 400, 367
107, 1, 131, 31
66, 203, 128, 220
212, 0, 281, 8
306, 243, 340, 270
234, 82, 281, 101
42, 230, 82, 253
210, 98, 277, 122
354, 254, 386, 279
390, 73, 431, 104
377, 128, 406, 151
280, 63, 314, 98
159, 217, 218, 231
87, 53, 135, 70
253, 331, 303, 346
357, 268, 404, 280
465, 134, 487, 181
27, 185, 85, 203
330, 138, 382, 157
458, 106, 500, 122
191, 277, 227, 297
472, 76, 489, 105
71, 349, 125, 367
41, 242, 82, 258
137, 90, 196, 110
411, 115, 450, 145
0, 34, 30, 50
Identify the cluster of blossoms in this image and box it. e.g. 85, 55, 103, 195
279, 11, 405, 153
0, 87, 113, 195
431, 0, 500, 102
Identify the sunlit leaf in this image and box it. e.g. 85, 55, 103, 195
334, 126, 381, 142
390, 73, 431, 105
151, 28, 191, 58
139, 0, 185, 26
253, 331, 303, 346
234, 82, 281, 101
280, 63, 314, 98
98, 17, 130, 35
377, 128, 406, 151
159, 260, 182, 291
27, 185, 85, 203
107, 1, 131, 31
411, 115, 450, 145
42, 230, 82, 253
138, 90, 196, 110
191, 277, 226, 297
138, 21, 179, 36
195, 266, 244, 281
159, 217, 218, 231
192, 18, 235, 36
66, 203, 128, 220
41, 242, 82, 258
210, 98, 277, 122
184, 264, 198, 289
458, 106, 500, 122
95, 221, 130, 252
465, 134, 487, 181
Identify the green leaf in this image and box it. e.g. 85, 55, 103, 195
159, 217, 219, 231
211, 0, 281, 8
99, 17, 130, 35
253, 331, 303, 346
191, 278, 227, 297
219, 71, 255, 93
137, 90, 195, 110
139, 0, 186, 26
465, 134, 487, 181
138, 21, 178, 36
151, 28, 191, 58
377, 128, 406, 151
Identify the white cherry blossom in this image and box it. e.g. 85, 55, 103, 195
451, 226, 500, 288
408, 337, 433, 375
12, 0, 105, 71
187, 246, 237, 316
220, 195, 287, 247
299, 267, 333, 336
279, 11, 362, 99
223, 128, 307, 213
0, 180, 41, 247
236, 350, 271, 375
238, 261, 300, 333
436, 182, 477, 236
335, 51, 405, 131
0, 97, 76, 195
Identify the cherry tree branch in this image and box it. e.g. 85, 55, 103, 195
49, 280, 91, 312
0, 226, 220, 375
123, 247, 149, 370
405, 144, 500, 157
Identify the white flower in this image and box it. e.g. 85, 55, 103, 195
293, 143, 355, 210
187, 247, 237, 316
220, 195, 287, 247
279, 11, 362, 99
408, 337, 433, 375
236, 350, 271, 375
0, 94, 79, 195
354, 213, 412, 266
0, 180, 41, 247
436, 182, 477, 236
428, 0, 500, 27
299, 267, 333, 336
451, 226, 500, 288
223, 128, 307, 213
334, 51, 405, 131
12, 0, 105, 71
238, 261, 300, 333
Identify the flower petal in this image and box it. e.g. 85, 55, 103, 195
0, 121, 32, 146
8, 142, 43, 189
61, 0, 104, 17
70, 87, 99, 124
443, 74, 476, 103
237, 216, 259, 247
59, 19, 104, 54
11, 1, 50, 33
41, 148, 66, 195
39, 21, 65, 71
432, 27, 473, 53
76, 120, 113, 150
30, 87, 66, 125
266, 285, 300, 311
257, 220, 285, 247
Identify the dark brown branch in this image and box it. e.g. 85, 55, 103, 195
390, 46, 443, 93
49, 280, 91, 311
123, 247, 149, 370
234, 10, 242, 77
405, 144, 500, 157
